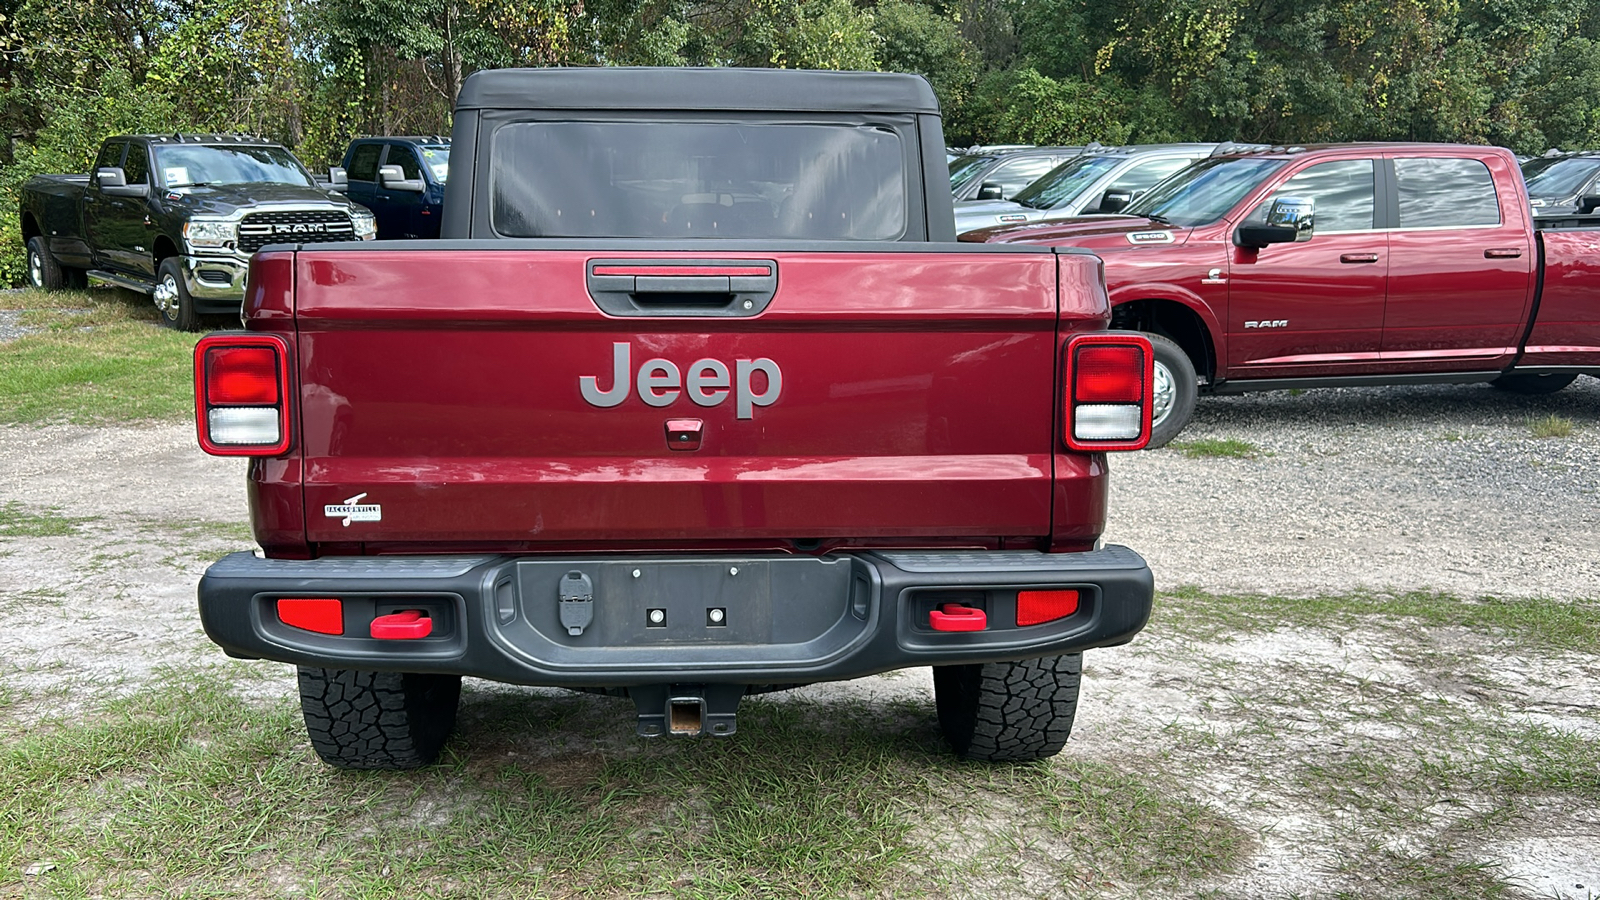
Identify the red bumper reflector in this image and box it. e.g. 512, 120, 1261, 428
929, 604, 987, 632
278, 598, 344, 635
371, 610, 433, 640
1017, 590, 1080, 627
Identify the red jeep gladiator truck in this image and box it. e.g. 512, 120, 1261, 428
965, 143, 1600, 445
193, 67, 1156, 769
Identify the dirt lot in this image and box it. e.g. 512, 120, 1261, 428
2, 379, 1598, 898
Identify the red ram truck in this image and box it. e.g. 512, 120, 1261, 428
965, 143, 1600, 445
192, 68, 1156, 769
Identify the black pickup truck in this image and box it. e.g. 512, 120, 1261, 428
19, 134, 375, 329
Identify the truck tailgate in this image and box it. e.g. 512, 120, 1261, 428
290, 246, 1063, 545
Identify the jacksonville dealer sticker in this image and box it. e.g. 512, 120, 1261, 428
324, 493, 382, 527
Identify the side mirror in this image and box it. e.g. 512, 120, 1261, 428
378, 164, 425, 193
1235, 196, 1315, 249
976, 181, 1005, 201
96, 167, 150, 198
1578, 194, 1600, 214
327, 166, 348, 191
1096, 189, 1134, 214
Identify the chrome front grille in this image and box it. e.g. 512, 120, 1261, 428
238, 209, 354, 253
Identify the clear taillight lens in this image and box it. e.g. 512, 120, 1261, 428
1064, 334, 1153, 452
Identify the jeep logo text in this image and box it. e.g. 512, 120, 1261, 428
580, 342, 782, 419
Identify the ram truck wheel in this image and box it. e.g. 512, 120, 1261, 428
26, 237, 65, 291
297, 667, 461, 770
154, 258, 201, 332
1490, 372, 1578, 395
933, 653, 1081, 762
1146, 333, 1198, 448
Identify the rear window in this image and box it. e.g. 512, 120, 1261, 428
491, 121, 907, 239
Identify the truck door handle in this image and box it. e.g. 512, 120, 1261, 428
587, 260, 778, 317
1485, 248, 1523, 259
1339, 253, 1379, 264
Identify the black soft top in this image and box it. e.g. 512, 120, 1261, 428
455, 67, 940, 115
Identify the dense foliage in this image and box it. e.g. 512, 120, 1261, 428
3, 0, 1598, 281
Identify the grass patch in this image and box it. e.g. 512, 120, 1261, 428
1158, 586, 1600, 652
0, 289, 200, 423
0, 675, 1249, 898
1026, 762, 1248, 881
1528, 414, 1574, 438
1168, 438, 1259, 459
0, 501, 94, 538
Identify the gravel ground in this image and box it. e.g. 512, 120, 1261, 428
0, 308, 36, 342
1105, 376, 1600, 600
2, 377, 1598, 897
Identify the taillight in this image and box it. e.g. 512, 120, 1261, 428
195, 333, 292, 456
1064, 332, 1153, 451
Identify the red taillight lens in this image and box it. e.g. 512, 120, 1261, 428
205, 347, 279, 404
1063, 332, 1154, 452
1017, 589, 1080, 627
194, 333, 292, 457
1074, 346, 1145, 402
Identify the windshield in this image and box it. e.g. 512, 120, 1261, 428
153, 144, 314, 188
1011, 155, 1120, 210
1124, 157, 1287, 227
420, 145, 450, 183
1522, 157, 1600, 198
948, 155, 995, 194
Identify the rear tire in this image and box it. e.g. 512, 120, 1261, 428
1146, 332, 1198, 448
26, 237, 64, 291
1490, 372, 1578, 395
297, 667, 461, 770
154, 257, 200, 332
933, 653, 1081, 762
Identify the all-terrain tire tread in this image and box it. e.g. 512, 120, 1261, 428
934, 653, 1081, 762
296, 667, 460, 770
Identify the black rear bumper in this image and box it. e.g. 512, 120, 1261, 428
197, 547, 1153, 687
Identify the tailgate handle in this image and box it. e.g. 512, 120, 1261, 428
588, 260, 777, 318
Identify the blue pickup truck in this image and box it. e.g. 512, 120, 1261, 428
330, 137, 449, 239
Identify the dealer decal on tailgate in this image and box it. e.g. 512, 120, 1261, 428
324, 493, 382, 527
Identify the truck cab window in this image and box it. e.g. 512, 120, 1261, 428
348, 144, 382, 182
93, 141, 126, 182
1109, 157, 1193, 195
122, 144, 149, 185
386, 144, 424, 180
1395, 157, 1499, 228
984, 156, 1058, 198
1247, 159, 1375, 233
